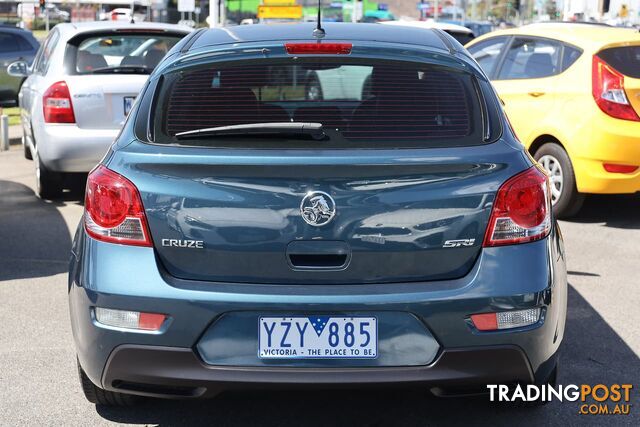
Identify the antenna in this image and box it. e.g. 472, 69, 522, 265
312, 0, 325, 39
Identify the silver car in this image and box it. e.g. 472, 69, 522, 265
8, 21, 190, 199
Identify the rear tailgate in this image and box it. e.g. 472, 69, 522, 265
113, 146, 529, 285
118, 55, 530, 285
67, 75, 147, 129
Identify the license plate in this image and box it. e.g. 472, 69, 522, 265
123, 96, 135, 116
259, 316, 377, 359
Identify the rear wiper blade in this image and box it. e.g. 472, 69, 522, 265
174, 122, 326, 141
90, 66, 151, 74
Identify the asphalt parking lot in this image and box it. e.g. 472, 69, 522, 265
0, 144, 638, 426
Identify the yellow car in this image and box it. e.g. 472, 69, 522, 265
466, 23, 640, 217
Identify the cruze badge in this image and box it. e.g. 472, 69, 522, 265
161, 239, 204, 249
300, 191, 336, 227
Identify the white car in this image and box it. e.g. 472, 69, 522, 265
100, 8, 146, 23
8, 21, 191, 199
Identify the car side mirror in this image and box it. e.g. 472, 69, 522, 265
7, 60, 30, 78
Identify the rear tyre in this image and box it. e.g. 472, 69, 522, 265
68, 173, 88, 198
526, 361, 558, 407
77, 359, 138, 406
544, 363, 558, 388
35, 154, 63, 200
22, 135, 33, 160
534, 143, 584, 219
503, 361, 559, 408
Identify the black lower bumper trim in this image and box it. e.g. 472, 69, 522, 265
101, 344, 534, 399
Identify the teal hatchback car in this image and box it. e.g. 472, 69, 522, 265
69, 22, 567, 405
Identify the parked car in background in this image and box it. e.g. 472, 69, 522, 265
380, 19, 475, 45
7, 21, 191, 198
69, 22, 566, 406
467, 23, 640, 217
0, 26, 39, 107
440, 20, 493, 37
360, 10, 396, 23
99, 8, 146, 22
45, 4, 70, 22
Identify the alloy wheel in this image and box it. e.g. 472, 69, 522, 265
538, 154, 563, 205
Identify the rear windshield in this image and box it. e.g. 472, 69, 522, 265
598, 46, 640, 78
70, 33, 183, 74
154, 59, 487, 148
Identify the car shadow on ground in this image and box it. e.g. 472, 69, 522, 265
0, 180, 81, 282
566, 194, 640, 230
95, 285, 640, 426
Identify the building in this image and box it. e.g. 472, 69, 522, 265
563, 0, 639, 24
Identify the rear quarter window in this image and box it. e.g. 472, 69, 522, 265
597, 46, 640, 78
152, 59, 492, 149
467, 36, 509, 78
561, 45, 582, 71
498, 37, 562, 80
34, 30, 59, 75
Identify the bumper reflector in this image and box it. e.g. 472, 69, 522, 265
471, 308, 541, 331
95, 307, 166, 331
603, 163, 638, 174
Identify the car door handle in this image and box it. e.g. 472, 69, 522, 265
528, 92, 545, 98
286, 240, 351, 270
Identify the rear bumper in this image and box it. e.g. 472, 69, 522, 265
69, 224, 567, 396
571, 114, 640, 194
35, 124, 118, 173
573, 157, 640, 194
101, 344, 536, 398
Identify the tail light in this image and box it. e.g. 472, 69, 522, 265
84, 165, 152, 247
285, 43, 352, 55
592, 55, 640, 122
43, 81, 76, 123
470, 308, 541, 331
95, 307, 166, 331
483, 166, 551, 247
